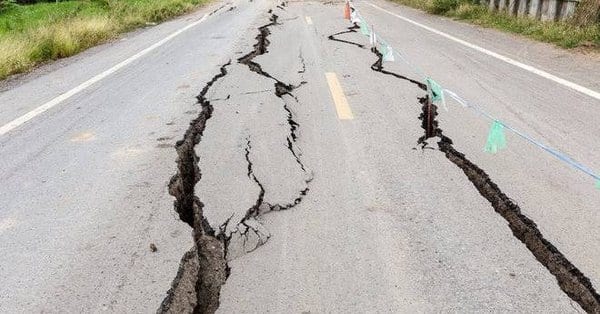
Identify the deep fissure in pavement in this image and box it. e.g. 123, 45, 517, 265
328, 23, 600, 312
159, 61, 231, 314
417, 96, 600, 313
161, 11, 312, 313
224, 12, 313, 259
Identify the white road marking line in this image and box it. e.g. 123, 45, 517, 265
366, 2, 600, 101
305, 16, 313, 25
0, 13, 210, 137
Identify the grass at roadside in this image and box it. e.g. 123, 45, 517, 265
0, 0, 209, 80
390, 0, 600, 49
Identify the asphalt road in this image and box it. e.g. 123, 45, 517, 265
1, 0, 599, 312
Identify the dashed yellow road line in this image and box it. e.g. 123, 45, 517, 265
325, 72, 354, 120
305, 16, 313, 25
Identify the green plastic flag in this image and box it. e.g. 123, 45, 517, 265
484, 120, 507, 154
426, 78, 447, 111
380, 43, 388, 55
360, 19, 370, 36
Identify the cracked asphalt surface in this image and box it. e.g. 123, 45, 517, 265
1, 0, 600, 312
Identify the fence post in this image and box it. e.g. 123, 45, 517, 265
517, 0, 529, 16
529, 0, 542, 18
542, 0, 559, 21
499, 0, 507, 10
560, 0, 578, 20
508, 0, 519, 15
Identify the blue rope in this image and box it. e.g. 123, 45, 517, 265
352, 3, 600, 183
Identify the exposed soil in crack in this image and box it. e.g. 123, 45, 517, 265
326, 22, 600, 312
418, 95, 600, 313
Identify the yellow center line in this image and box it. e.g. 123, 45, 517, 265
305, 16, 313, 25
325, 72, 354, 120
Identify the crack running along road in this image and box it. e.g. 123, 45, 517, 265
161, 8, 312, 313
2, 0, 600, 312
328, 20, 600, 312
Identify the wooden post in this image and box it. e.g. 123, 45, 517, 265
542, 0, 559, 20
508, 0, 519, 15
561, 1, 578, 20
517, 0, 529, 16
529, 0, 542, 18
499, 0, 507, 10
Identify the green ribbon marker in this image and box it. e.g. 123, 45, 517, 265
426, 78, 443, 102
380, 44, 388, 56
484, 120, 507, 154
360, 19, 370, 36
426, 78, 447, 111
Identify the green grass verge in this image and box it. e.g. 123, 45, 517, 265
390, 0, 600, 49
0, 0, 210, 80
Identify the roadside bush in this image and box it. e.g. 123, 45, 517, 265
14, 0, 55, 4
428, 0, 461, 14
0, 0, 16, 12
0, 0, 209, 79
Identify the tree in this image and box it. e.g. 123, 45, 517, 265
571, 0, 600, 26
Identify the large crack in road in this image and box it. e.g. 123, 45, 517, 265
159, 61, 231, 314
160, 8, 311, 313
222, 10, 313, 260
417, 96, 600, 313
328, 23, 600, 312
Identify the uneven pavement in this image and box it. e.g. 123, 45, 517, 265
1, 0, 600, 312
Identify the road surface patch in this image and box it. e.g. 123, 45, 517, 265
70, 132, 95, 142
325, 72, 354, 120
0, 217, 17, 233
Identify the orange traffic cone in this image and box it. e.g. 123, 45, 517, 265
344, 1, 351, 20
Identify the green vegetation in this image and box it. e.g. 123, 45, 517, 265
391, 0, 600, 49
0, 0, 209, 80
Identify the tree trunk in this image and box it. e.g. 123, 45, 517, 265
571, 0, 600, 26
